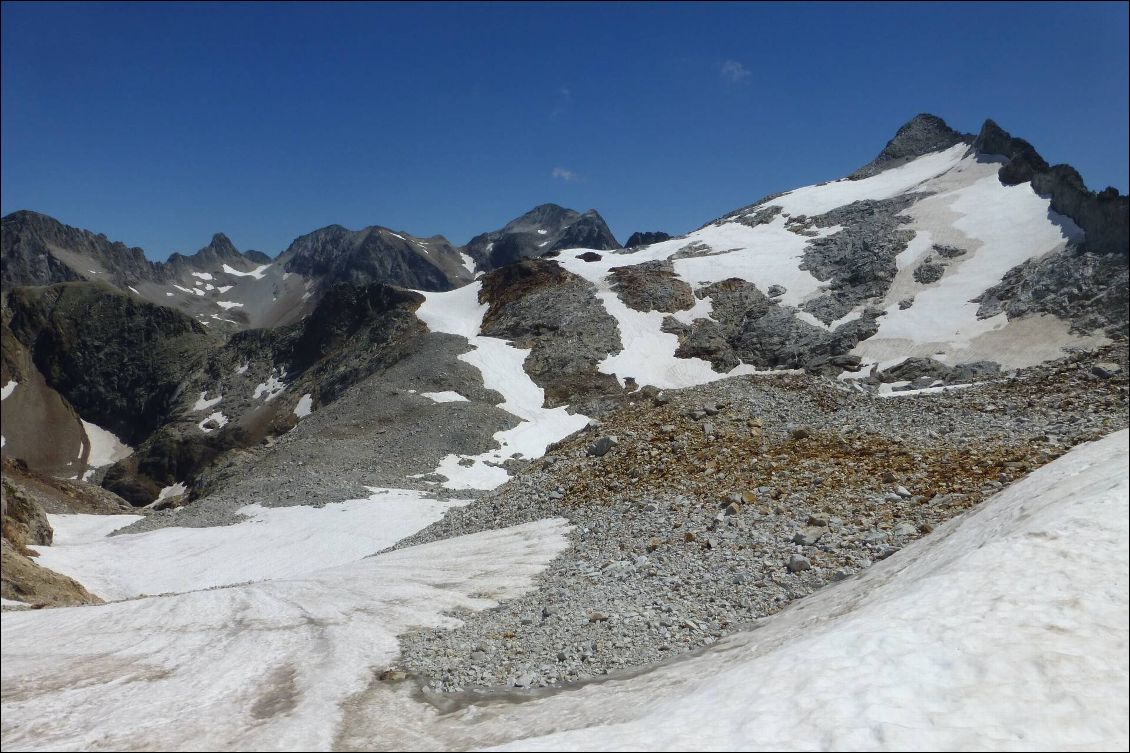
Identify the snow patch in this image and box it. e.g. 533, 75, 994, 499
459, 252, 477, 274
1, 517, 569, 751
191, 391, 222, 412
197, 412, 228, 433
35, 488, 474, 601
253, 370, 287, 401
80, 420, 133, 468
421, 391, 469, 403
153, 482, 187, 504
1, 380, 17, 400
216, 300, 244, 310
222, 263, 270, 279
416, 283, 590, 489
191, 272, 213, 281
293, 393, 313, 418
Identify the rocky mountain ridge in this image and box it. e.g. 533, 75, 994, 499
1, 113, 1126, 515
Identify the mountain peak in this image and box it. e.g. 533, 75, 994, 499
849, 113, 973, 180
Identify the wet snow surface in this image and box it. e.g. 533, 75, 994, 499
3, 433, 1124, 750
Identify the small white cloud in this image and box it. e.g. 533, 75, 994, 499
720, 59, 751, 83
550, 86, 573, 120
552, 167, 580, 182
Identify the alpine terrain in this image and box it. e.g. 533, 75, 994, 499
1, 114, 1127, 751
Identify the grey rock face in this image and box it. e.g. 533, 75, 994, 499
624, 231, 672, 248
465, 204, 620, 272
280, 224, 470, 292
661, 278, 881, 372
800, 195, 921, 323
848, 113, 973, 180
976, 247, 1128, 337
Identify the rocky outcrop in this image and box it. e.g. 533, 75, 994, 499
800, 195, 921, 323
663, 278, 881, 372
1, 475, 104, 607
478, 259, 622, 407
465, 204, 620, 272
624, 231, 671, 248
975, 247, 1129, 337
609, 261, 694, 313
848, 114, 973, 180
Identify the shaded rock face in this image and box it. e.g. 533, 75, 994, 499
662, 278, 881, 372
478, 258, 622, 408
6, 282, 211, 445
281, 225, 470, 292
609, 261, 694, 313
848, 113, 973, 179
2, 210, 148, 290
800, 195, 921, 323
103, 282, 429, 506
0, 211, 266, 291
624, 231, 671, 248
466, 204, 620, 272
973, 119, 1129, 257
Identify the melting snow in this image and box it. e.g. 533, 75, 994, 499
216, 300, 244, 310
191, 391, 222, 412
294, 393, 313, 418
422, 391, 469, 403
191, 272, 213, 281
80, 420, 133, 468
1, 380, 17, 400
1, 516, 569, 751
217, 285, 233, 293
197, 411, 228, 433
253, 371, 287, 401
235, 363, 249, 375
128, 286, 140, 295
153, 482, 187, 504
222, 263, 271, 279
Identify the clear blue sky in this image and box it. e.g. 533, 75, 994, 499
2, 1, 1127, 260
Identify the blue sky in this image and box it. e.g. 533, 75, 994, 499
2, 1, 1127, 260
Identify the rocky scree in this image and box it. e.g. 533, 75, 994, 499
391, 344, 1127, 693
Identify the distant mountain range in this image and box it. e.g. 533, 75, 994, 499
1, 113, 1126, 506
